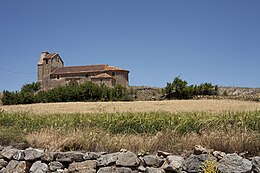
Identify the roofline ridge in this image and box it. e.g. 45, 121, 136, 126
60, 64, 109, 68
42, 53, 58, 59
51, 53, 58, 58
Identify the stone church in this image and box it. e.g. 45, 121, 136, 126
37, 51, 129, 90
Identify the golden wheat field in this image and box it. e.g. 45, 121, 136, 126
1, 99, 259, 114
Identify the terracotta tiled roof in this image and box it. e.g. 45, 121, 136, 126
43, 53, 57, 59
51, 64, 128, 75
90, 73, 114, 79
52, 64, 107, 74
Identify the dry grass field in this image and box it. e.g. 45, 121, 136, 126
0, 99, 259, 155
1, 99, 260, 114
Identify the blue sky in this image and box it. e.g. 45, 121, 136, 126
0, 0, 260, 91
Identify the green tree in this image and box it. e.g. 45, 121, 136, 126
197, 83, 218, 96
165, 76, 193, 99
164, 77, 218, 100
21, 82, 41, 93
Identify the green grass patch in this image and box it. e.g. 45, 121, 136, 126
0, 110, 259, 135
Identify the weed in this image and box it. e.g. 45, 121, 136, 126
138, 148, 150, 156
200, 159, 219, 173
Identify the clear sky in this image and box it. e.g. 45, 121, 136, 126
0, 0, 260, 92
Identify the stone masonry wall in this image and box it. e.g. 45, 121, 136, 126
91, 78, 114, 87
0, 145, 259, 173
114, 72, 129, 87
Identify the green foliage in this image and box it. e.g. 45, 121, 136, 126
2, 91, 21, 105
1, 82, 130, 105
196, 83, 218, 96
165, 77, 192, 99
138, 148, 150, 156
112, 84, 129, 101
165, 76, 218, 99
21, 82, 41, 93
1, 82, 41, 105
223, 90, 228, 96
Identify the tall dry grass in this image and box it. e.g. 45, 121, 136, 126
25, 128, 260, 155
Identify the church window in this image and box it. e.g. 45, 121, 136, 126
45, 59, 48, 64
112, 72, 116, 76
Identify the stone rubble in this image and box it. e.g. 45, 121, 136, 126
0, 145, 259, 173
143, 155, 162, 167
217, 153, 252, 173
29, 161, 48, 173
182, 154, 212, 172
252, 156, 260, 172
161, 155, 184, 171
24, 148, 44, 161
116, 151, 140, 167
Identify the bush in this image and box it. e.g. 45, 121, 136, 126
164, 76, 218, 100
223, 90, 228, 96
200, 159, 219, 173
1, 82, 130, 105
164, 77, 192, 99
21, 82, 41, 93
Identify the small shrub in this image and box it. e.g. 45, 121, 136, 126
200, 159, 219, 173
138, 148, 150, 156
223, 90, 228, 96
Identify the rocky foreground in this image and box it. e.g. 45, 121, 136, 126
0, 145, 259, 173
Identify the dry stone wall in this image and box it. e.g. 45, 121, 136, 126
0, 145, 259, 173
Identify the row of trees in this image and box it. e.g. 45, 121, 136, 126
1, 77, 219, 105
2, 82, 130, 105
164, 76, 218, 99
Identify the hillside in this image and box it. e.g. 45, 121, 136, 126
130, 86, 260, 101
218, 86, 260, 97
